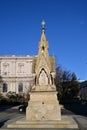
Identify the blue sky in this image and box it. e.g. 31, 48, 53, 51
0, 0, 87, 80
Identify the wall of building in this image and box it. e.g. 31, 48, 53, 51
0, 55, 35, 95
80, 81, 87, 99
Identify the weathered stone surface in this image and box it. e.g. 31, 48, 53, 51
26, 22, 61, 122
26, 91, 61, 121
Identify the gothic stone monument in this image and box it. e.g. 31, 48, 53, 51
26, 21, 61, 121
7, 21, 78, 129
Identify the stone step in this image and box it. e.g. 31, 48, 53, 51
7, 116, 78, 129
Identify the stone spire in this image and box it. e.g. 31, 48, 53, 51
38, 20, 49, 56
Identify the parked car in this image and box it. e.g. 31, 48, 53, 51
18, 104, 27, 112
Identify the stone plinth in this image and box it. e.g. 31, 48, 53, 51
26, 91, 61, 121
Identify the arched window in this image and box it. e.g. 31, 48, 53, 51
3, 83, 8, 92
18, 83, 23, 92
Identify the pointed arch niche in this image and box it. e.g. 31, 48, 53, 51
38, 68, 48, 85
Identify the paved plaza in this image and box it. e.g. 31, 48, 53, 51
0, 104, 87, 130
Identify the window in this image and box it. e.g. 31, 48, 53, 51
18, 63, 24, 73
3, 63, 9, 75
3, 83, 8, 92
42, 46, 45, 51
18, 83, 23, 92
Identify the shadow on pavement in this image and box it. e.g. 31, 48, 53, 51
62, 103, 87, 117
0, 119, 9, 128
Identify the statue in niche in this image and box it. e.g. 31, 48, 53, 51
39, 69, 48, 85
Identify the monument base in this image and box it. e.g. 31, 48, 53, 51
26, 91, 61, 120
7, 116, 78, 129
7, 91, 78, 129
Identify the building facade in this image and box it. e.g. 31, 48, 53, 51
80, 80, 87, 99
0, 55, 35, 95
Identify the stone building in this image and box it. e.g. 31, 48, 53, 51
80, 80, 87, 99
0, 55, 35, 95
